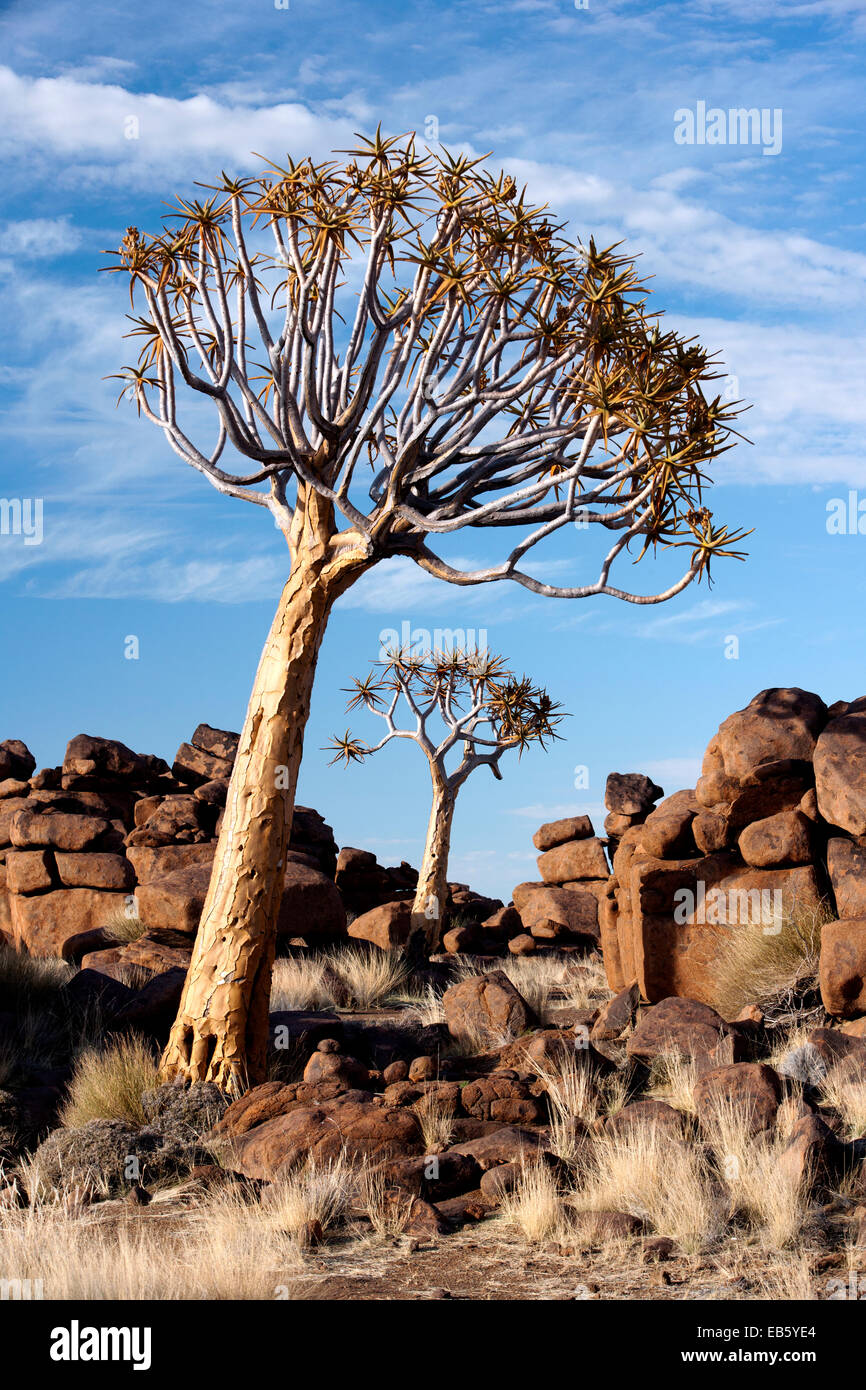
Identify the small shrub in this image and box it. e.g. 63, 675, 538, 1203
60, 1036, 160, 1129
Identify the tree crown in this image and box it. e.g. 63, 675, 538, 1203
105, 129, 750, 599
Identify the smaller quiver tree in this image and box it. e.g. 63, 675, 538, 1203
328, 647, 565, 952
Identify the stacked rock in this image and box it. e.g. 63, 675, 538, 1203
600, 688, 866, 1025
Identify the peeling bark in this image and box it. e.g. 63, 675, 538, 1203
160, 491, 366, 1094
409, 778, 456, 953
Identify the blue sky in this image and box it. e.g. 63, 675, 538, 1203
1, 0, 865, 897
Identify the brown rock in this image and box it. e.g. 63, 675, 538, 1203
302, 1044, 369, 1091
605, 773, 664, 816
479, 905, 522, 938
61, 734, 163, 788
172, 742, 234, 788
347, 900, 412, 950
694, 1062, 781, 1135
638, 790, 699, 860
778, 1114, 842, 1193
711, 688, 828, 787
9, 888, 130, 956
125, 843, 215, 885
591, 981, 640, 1041
819, 919, 866, 1018
54, 852, 133, 891
442, 970, 537, 1049
446, 1125, 546, 1170
134, 863, 213, 934
0, 779, 29, 800
225, 1095, 424, 1179
605, 1100, 686, 1139
738, 810, 812, 868
511, 881, 600, 943
536, 837, 609, 884
442, 924, 476, 954
190, 724, 239, 763
5, 849, 53, 894
0, 739, 36, 783
508, 932, 537, 954
626, 997, 743, 1064
827, 839, 866, 920
532, 815, 594, 852
278, 860, 346, 941
604, 811, 641, 838
459, 1076, 545, 1126
692, 811, 731, 855
815, 707, 866, 835
126, 795, 208, 846
10, 810, 108, 852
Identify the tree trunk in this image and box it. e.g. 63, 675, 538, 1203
409, 778, 456, 953
160, 492, 361, 1095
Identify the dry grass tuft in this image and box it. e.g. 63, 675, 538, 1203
101, 908, 148, 944
271, 956, 338, 1012
501, 1157, 565, 1244
646, 1054, 700, 1115
412, 1088, 455, 1152
702, 1097, 809, 1249
818, 1062, 866, 1140
712, 900, 831, 1023
60, 1036, 161, 1129
574, 1124, 719, 1254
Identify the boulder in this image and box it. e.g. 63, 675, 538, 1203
532, 815, 594, 852
694, 1062, 781, 1135
125, 843, 215, 885
0, 740, 36, 783
626, 997, 743, 1065
224, 1094, 424, 1179
605, 1100, 686, 1140
9, 888, 130, 957
372, 1152, 481, 1201
5, 849, 53, 894
54, 852, 133, 891
347, 900, 412, 950
637, 790, 699, 860
126, 795, 210, 847
827, 839, 866, 920
172, 742, 234, 787
605, 773, 663, 816
508, 932, 537, 954
189, 724, 240, 763
62, 734, 165, 789
591, 980, 640, 1042
10, 810, 109, 852
459, 1076, 545, 1126
708, 688, 828, 788
536, 837, 609, 884
135, 863, 213, 934
277, 860, 346, 940
738, 810, 812, 868
778, 1114, 843, 1193
446, 1126, 547, 1170
442, 970, 536, 1049
511, 881, 600, 943
815, 707, 866, 835
819, 919, 866, 1018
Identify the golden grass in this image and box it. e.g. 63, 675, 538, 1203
501, 1157, 565, 1244
101, 908, 148, 944
0, 943, 73, 1002
573, 1125, 720, 1254
412, 1088, 456, 1152
270, 945, 410, 1013
271, 956, 338, 1012
646, 1054, 700, 1115
60, 1036, 161, 1129
701, 1096, 809, 1249
818, 1062, 866, 1140
711, 900, 831, 1022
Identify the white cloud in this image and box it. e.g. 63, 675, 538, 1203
0, 218, 81, 258
0, 66, 355, 188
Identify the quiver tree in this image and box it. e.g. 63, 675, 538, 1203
329, 648, 565, 952
105, 128, 748, 1093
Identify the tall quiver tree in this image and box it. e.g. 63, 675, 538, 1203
330, 649, 564, 952
107, 130, 748, 1092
